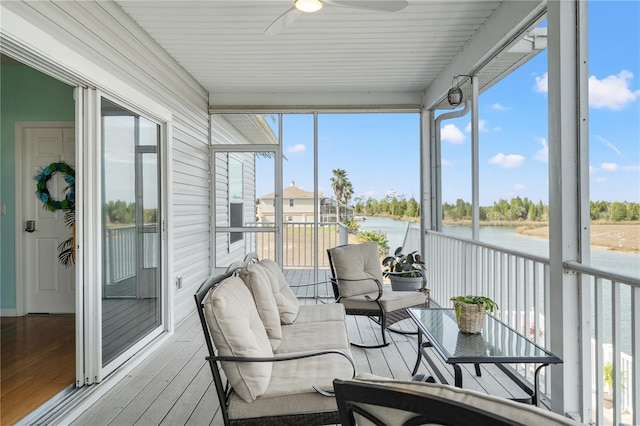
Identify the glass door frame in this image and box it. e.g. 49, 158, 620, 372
84, 90, 171, 382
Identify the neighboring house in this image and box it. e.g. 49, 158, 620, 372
257, 181, 353, 223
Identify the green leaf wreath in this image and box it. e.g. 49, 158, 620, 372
34, 161, 76, 267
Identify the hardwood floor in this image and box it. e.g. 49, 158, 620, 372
1, 315, 75, 426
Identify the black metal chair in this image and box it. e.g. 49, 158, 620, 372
327, 242, 426, 348
333, 378, 568, 426
194, 271, 355, 426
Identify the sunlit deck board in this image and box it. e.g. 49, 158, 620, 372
71, 269, 530, 425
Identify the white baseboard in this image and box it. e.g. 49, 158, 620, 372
1, 309, 18, 316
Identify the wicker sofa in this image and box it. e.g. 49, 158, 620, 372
194, 258, 355, 426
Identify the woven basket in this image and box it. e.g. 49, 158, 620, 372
454, 302, 485, 334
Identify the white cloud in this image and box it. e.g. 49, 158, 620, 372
441, 124, 465, 144
596, 135, 624, 157
489, 153, 525, 169
363, 191, 375, 198
287, 144, 306, 153
464, 120, 488, 133
493, 126, 502, 132
594, 177, 608, 183
589, 165, 596, 174
589, 70, 640, 110
534, 70, 640, 110
601, 162, 618, 171
492, 103, 509, 111
441, 159, 453, 166
533, 137, 548, 163
534, 72, 548, 93
514, 184, 525, 190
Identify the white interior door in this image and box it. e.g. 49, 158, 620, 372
20, 123, 76, 314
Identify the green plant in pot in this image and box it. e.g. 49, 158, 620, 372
382, 247, 426, 291
450, 295, 498, 334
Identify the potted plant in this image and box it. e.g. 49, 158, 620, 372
382, 247, 426, 291
450, 295, 498, 334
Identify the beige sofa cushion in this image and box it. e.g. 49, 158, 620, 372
240, 263, 283, 351
328, 243, 383, 298
277, 320, 350, 353
352, 373, 580, 425
295, 303, 346, 323
203, 276, 273, 403
259, 259, 300, 324
228, 350, 355, 420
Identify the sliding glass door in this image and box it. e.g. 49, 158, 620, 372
101, 98, 162, 367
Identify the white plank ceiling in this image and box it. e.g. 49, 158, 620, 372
115, 0, 545, 108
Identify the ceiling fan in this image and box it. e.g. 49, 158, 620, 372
265, 0, 409, 36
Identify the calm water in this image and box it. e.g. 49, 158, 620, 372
359, 216, 639, 353
358, 216, 639, 277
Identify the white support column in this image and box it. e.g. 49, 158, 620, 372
421, 109, 433, 228
547, 0, 589, 419
275, 114, 283, 267
471, 76, 480, 240
420, 109, 433, 259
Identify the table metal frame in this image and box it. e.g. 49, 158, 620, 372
407, 308, 562, 405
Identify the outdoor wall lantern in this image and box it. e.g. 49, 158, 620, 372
447, 75, 471, 106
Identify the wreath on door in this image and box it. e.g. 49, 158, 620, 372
34, 161, 76, 266
35, 161, 75, 211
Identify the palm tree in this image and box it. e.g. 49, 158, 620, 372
342, 181, 353, 220
330, 169, 348, 223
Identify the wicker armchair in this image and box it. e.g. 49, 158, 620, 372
327, 242, 426, 348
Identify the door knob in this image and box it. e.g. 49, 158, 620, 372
25, 220, 36, 233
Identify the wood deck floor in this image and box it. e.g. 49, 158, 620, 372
71, 269, 529, 425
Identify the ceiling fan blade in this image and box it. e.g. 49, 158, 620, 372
324, 0, 409, 12
265, 6, 302, 36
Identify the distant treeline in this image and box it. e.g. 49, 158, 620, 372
354, 197, 420, 218
353, 196, 640, 222
105, 200, 157, 225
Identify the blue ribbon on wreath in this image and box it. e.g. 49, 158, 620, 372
35, 161, 76, 212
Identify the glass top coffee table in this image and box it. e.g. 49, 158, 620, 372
407, 307, 562, 405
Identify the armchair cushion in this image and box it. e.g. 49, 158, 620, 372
328, 242, 384, 298
203, 276, 273, 403
340, 290, 426, 312
259, 259, 300, 324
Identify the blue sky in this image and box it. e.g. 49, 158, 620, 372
258, 1, 639, 206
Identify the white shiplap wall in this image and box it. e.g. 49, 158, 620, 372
2, 1, 211, 324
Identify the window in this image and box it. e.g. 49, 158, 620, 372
287, 216, 293, 222
289, 199, 294, 207
229, 158, 243, 244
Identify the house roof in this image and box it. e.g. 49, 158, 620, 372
260, 181, 326, 200
114, 1, 546, 109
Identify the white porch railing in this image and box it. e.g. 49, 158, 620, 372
251, 222, 349, 268
424, 230, 551, 392
104, 225, 159, 286
105, 225, 136, 285
423, 229, 638, 424
564, 260, 639, 426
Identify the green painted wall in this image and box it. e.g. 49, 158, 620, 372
0, 58, 75, 310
